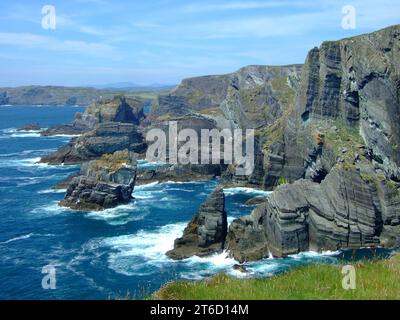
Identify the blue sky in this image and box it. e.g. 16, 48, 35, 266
0, 0, 399, 87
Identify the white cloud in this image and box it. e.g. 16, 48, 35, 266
0, 32, 117, 58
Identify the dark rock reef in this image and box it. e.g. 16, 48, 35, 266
59, 150, 137, 211
167, 187, 228, 260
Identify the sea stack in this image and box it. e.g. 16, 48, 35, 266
59, 149, 137, 211
167, 187, 228, 260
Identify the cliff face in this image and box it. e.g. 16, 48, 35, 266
226, 25, 400, 260
152, 65, 302, 130
282, 25, 400, 183
150, 65, 303, 188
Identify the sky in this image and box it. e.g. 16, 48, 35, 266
0, 0, 399, 87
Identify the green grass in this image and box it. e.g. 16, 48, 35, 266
152, 254, 400, 300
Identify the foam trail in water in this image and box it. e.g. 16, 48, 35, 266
38, 188, 67, 194
0, 233, 55, 244
85, 203, 149, 226
223, 187, 272, 197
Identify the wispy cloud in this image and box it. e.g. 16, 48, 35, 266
180, 1, 307, 13
0, 32, 117, 58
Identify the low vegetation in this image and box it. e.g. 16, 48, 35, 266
153, 254, 400, 300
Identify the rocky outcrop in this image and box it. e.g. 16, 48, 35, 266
17, 123, 41, 131
77, 95, 145, 129
41, 122, 146, 164
226, 165, 400, 261
59, 150, 137, 211
167, 187, 228, 260
41, 95, 145, 136
137, 163, 225, 184
0, 91, 9, 105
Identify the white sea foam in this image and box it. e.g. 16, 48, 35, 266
223, 187, 272, 197
30, 201, 72, 216
49, 134, 81, 138
38, 188, 67, 194
0, 233, 55, 244
98, 223, 186, 276
85, 203, 149, 226
288, 250, 341, 259
10, 132, 42, 138
137, 160, 164, 169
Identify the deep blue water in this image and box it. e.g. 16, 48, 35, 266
0, 106, 392, 300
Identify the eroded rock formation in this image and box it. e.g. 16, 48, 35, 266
226, 165, 400, 261
167, 187, 228, 260
59, 150, 137, 211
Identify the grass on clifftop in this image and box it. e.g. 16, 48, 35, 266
153, 254, 400, 300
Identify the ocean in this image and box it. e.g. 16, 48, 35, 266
0, 105, 390, 300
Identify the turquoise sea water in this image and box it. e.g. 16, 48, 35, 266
0, 105, 391, 300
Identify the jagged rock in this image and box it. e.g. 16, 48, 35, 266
166, 187, 228, 260
233, 264, 248, 273
137, 163, 224, 184
17, 122, 41, 131
41, 122, 146, 164
59, 150, 137, 211
226, 165, 400, 261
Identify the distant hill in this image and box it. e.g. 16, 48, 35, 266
90, 82, 177, 92
0, 85, 171, 106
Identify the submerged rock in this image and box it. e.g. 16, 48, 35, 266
167, 187, 228, 260
59, 150, 137, 211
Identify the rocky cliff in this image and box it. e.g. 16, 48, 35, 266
226, 165, 400, 261
152, 65, 302, 130
225, 25, 400, 260
162, 25, 400, 261
167, 187, 228, 260
59, 150, 137, 211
